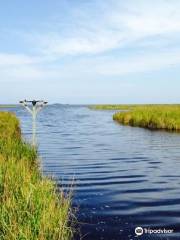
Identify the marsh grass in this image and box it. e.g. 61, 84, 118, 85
0, 105, 18, 108
0, 112, 73, 240
113, 105, 180, 131
89, 104, 134, 110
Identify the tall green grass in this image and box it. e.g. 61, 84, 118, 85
0, 112, 73, 240
113, 105, 180, 131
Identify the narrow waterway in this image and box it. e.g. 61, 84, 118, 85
10, 105, 180, 240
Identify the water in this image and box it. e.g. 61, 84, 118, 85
8, 105, 180, 239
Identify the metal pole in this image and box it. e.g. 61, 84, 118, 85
32, 105, 37, 146
20, 100, 47, 146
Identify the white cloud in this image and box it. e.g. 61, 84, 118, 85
37, 0, 180, 56
0, 53, 36, 66
2, 0, 180, 84
113, 0, 180, 35
93, 49, 180, 75
0, 53, 56, 82
43, 48, 180, 77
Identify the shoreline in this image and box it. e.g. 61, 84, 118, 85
90, 104, 180, 131
0, 112, 73, 239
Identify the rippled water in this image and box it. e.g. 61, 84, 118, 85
8, 105, 180, 239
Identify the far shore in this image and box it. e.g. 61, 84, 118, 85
0, 104, 18, 108
90, 104, 180, 131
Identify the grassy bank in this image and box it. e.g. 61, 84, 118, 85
0, 112, 73, 240
90, 104, 180, 131
0, 105, 18, 108
113, 105, 180, 131
89, 104, 134, 110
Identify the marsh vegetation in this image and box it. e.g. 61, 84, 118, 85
89, 104, 134, 110
90, 104, 180, 131
0, 112, 73, 240
0, 104, 18, 108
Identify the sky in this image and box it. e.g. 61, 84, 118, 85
1, 0, 180, 104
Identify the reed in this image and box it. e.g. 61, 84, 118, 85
0, 112, 73, 240
113, 105, 180, 131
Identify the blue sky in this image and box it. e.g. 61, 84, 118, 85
1, 0, 180, 104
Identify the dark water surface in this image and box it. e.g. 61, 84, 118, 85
8, 105, 180, 239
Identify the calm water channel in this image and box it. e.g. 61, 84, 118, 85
8, 105, 180, 240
